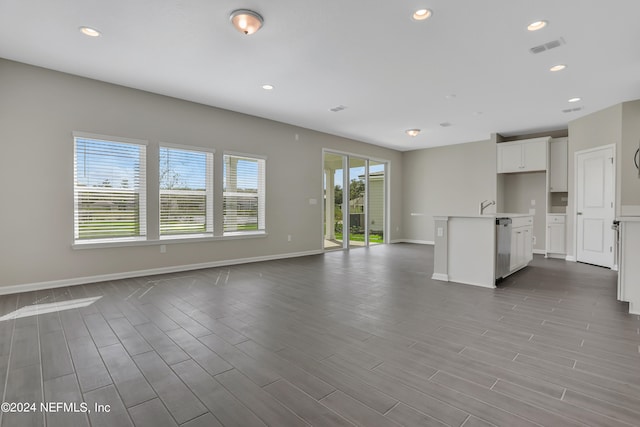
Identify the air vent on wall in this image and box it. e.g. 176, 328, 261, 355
329, 105, 347, 112
530, 37, 566, 54
562, 107, 583, 113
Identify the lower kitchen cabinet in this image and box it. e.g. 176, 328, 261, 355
510, 217, 533, 272
546, 214, 566, 257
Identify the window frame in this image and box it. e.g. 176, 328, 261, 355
72, 131, 148, 245
158, 142, 215, 239
222, 151, 267, 236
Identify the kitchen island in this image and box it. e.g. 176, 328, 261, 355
432, 214, 534, 288
616, 216, 640, 314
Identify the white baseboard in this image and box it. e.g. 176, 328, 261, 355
431, 273, 449, 281
546, 253, 566, 260
533, 249, 546, 255
392, 239, 434, 245
0, 249, 324, 296
565, 255, 577, 262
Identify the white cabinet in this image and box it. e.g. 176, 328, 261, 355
549, 137, 568, 192
546, 215, 566, 256
497, 138, 548, 173
509, 216, 534, 273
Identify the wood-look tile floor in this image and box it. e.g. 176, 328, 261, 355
0, 243, 639, 427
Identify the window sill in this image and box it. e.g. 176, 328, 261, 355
72, 231, 267, 250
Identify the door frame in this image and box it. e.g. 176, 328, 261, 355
572, 143, 616, 268
321, 148, 390, 251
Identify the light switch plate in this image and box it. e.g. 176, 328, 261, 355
437, 227, 444, 237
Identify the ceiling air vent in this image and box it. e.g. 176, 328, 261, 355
329, 105, 347, 112
562, 107, 583, 113
530, 37, 566, 54
439, 122, 452, 127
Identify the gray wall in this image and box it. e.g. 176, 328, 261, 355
621, 100, 640, 209
401, 137, 497, 242
502, 172, 547, 251
0, 59, 403, 288
567, 104, 622, 259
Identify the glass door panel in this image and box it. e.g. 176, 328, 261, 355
348, 157, 367, 248
323, 153, 345, 250
368, 161, 385, 245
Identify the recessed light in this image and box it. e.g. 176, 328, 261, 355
405, 129, 421, 137
527, 20, 547, 31
549, 64, 567, 72
79, 26, 101, 37
412, 9, 432, 21
262, 84, 274, 90
568, 97, 581, 103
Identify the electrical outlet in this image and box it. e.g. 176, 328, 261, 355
287, 235, 292, 242
437, 227, 444, 237
160, 245, 166, 253
532, 236, 537, 245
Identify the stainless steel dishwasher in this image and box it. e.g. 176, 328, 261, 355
495, 218, 512, 280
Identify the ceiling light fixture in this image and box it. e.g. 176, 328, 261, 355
412, 9, 432, 21
568, 97, 581, 103
230, 9, 264, 35
79, 26, 101, 37
527, 20, 547, 31
550, 64, 567, 72
405, 129, 421, 137
262, 84, 274, 90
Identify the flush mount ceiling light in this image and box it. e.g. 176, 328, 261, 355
230, 9, 264, 35
527, 20, 547, 31
412, 9, 432, 21
568, 97, 581, 103
550, 64, 567, 72
79, 26, 101, 37
405, 129, 421, 137
262, 84, 274, 90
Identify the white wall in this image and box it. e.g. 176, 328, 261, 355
402, 137, 497, 243
0, 59, 403, 289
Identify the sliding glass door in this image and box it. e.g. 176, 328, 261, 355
323, 151, 386, 250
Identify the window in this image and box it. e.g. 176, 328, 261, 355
74, 134, 147, 242
223, 154, 265, 233
159, 146, 213, 236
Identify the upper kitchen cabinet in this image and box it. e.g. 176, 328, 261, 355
497, 137, 549, 173
548, 137, 568, 192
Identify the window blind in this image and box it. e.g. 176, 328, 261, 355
223, 154, 265, 233
159, 146, 213, 236
74, 136, 147, 241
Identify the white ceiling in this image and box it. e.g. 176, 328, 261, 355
2, 1, 640, 151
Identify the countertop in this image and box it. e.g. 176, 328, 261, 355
617, 216, 640, 222
434, 213, 533, 219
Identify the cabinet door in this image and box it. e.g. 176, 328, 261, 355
498, 144, 523, 173
524, 227, 533, 263
510, 229, 520, 270
547, 223, 566, 253
522, 140, 547, 171
549, 138, 568, 192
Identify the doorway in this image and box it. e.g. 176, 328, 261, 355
575, 145, 615, 268
323, 151, 387, 250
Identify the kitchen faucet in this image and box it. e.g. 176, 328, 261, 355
479, 199, 496, 215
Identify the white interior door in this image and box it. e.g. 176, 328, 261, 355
576, 146, 615, 268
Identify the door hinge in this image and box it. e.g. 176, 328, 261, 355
610, 157, 614, 164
